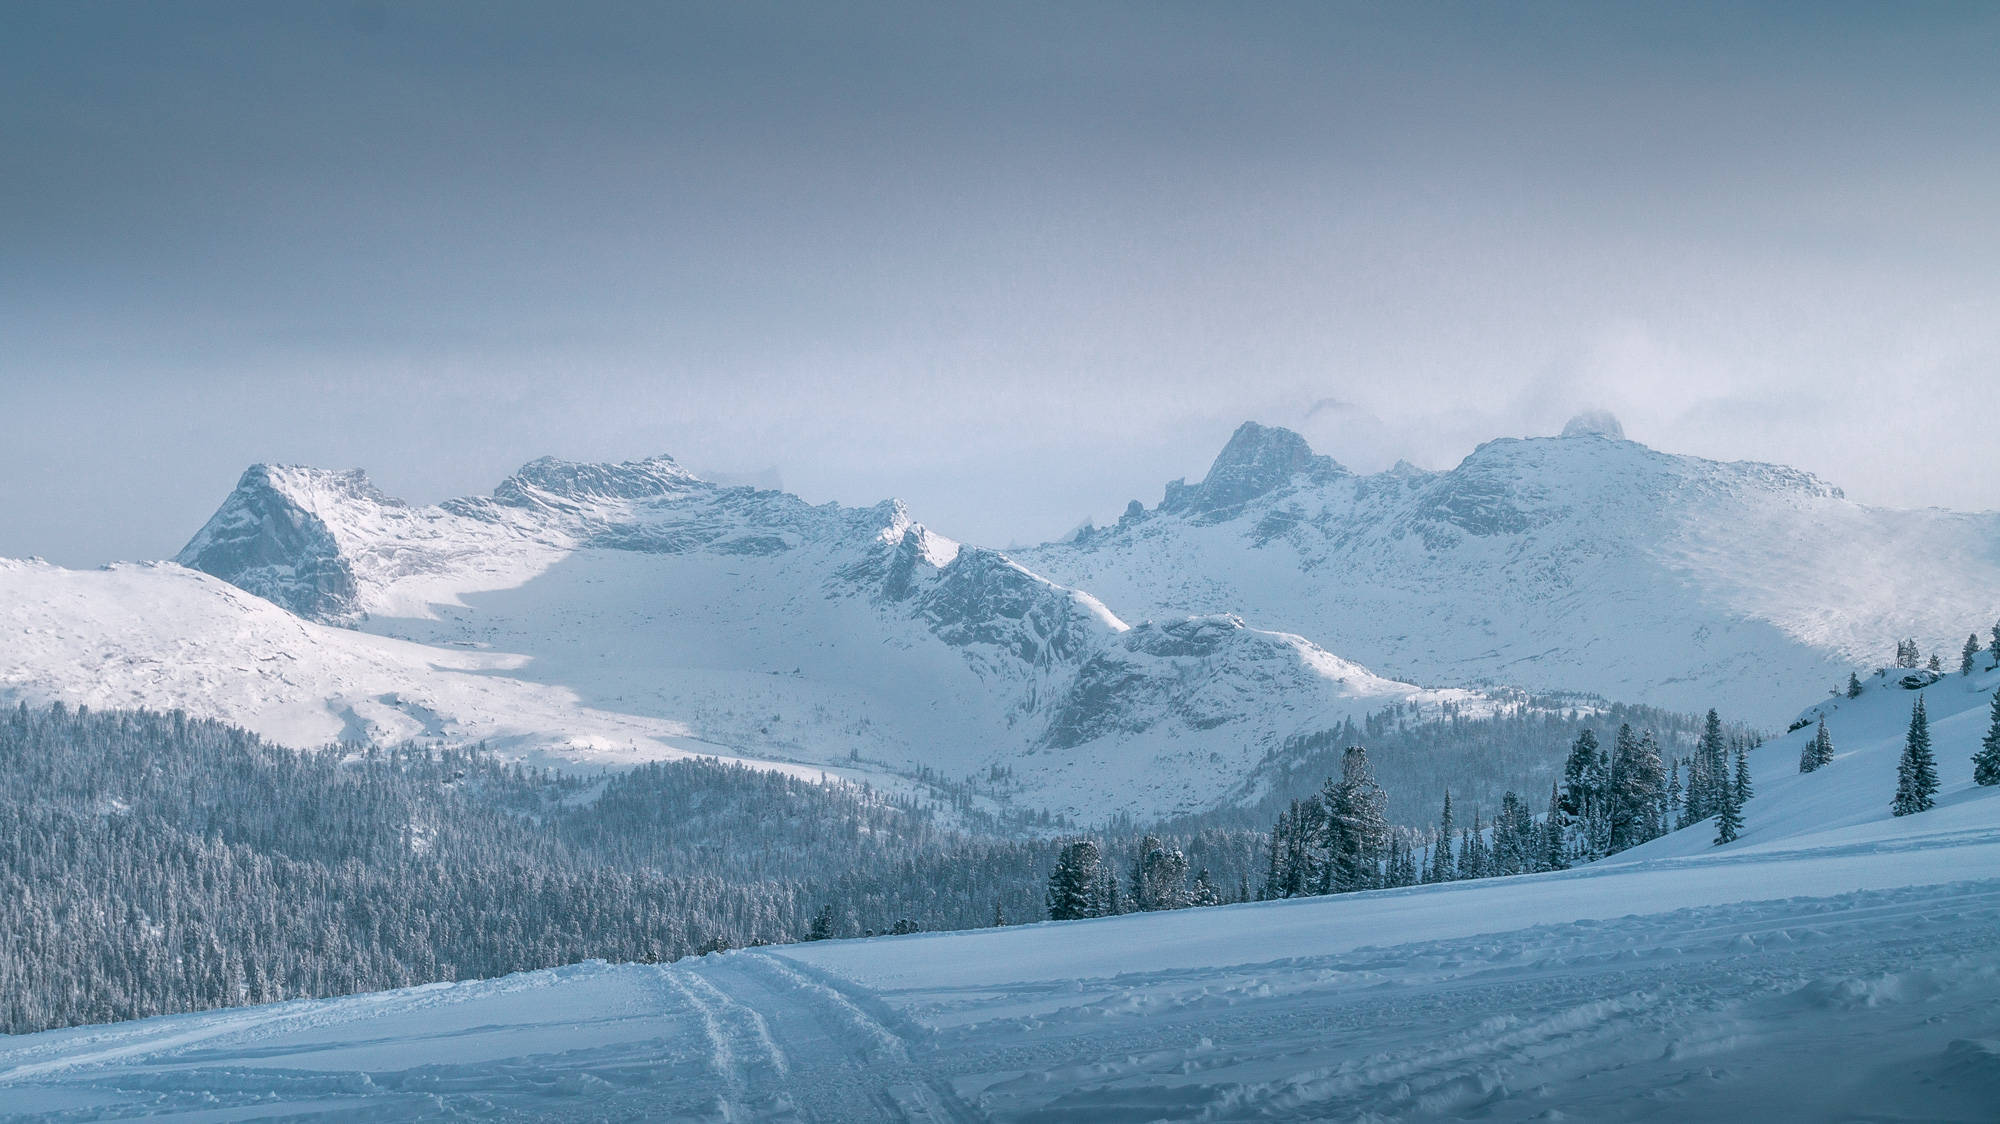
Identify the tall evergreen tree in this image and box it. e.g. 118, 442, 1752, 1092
1459, 812, 1488, 880
1973, 690, 2000, 787
1685, 710, 1727, 824
1426, 790, 1457, 883
1046, 839, 1105, 921
1896, 639, 1920, 669
1847, 671, 1864, 698
1541, 779, 1568, 872
1990, 621, 2000, 666
1666, 760, 1683, 826
1607, 723, 1665, 852
1801, 717, 1834, 773
1963, 634, 1983, 676
1712, 777, 1742, 844
1130, 835, 1190, 911
1733, 743, 1753, 806
1893, 695, 1940, 816
1323, 747, 1390, 893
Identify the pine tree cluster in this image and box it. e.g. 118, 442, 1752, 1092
0, 702, 1267, 1034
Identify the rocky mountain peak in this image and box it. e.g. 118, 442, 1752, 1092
493, 455, 701, 508
1161, 422, 1346, 517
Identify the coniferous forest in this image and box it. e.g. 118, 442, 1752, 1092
0, 693, 1774, 1035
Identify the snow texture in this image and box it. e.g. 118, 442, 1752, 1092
5, 669, 1998, 1121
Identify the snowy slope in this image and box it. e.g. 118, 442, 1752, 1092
5, 673, 1997, 1121
5, 459, 1499, 821
0, 558, 830, 778
1019, 419, 2000, 725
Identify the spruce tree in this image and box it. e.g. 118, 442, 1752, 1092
1892, 695, 1939, 816
1046, 839, 1104, 920
1713, 781, 1742, 844
1928, 652, 1943, 674
1666, 760, 1683, 828
1733, 743, 1753, 805
1428, 790, 1456, 883
1541, 779, 1568, 871
1607, 724, 1665, 852
1847, 671, 1864, 698
1801, 717, 1834, 773
808, 904, 836, 941
1323, 747, 1389, 893
1973, 690, 2000, 787
1990, 621, 2000, 666
1963, 634, 1983, 676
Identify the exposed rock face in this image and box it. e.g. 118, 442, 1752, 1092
1160, 422, 1346, 519
175, 466, 371, 619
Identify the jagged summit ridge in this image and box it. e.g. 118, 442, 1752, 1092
490, 455, 703, 509
1160, 421, 1346, 518
1023, 420, 2000, 722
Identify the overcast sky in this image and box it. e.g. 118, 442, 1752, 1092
5, 1, 1998, 564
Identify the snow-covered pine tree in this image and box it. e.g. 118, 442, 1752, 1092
1323, 746, 1390, 893
1426, 790, 1456, 883
1608, 723, 1665, 852
1491, 791, 1523, 876
1733, 742, 1753, 805
1928, 652, 1943, 674
1388, 834, 1419, 887
1896, 639, 1920, 669
1973, 690, 2000, 787
1260, 814, 1285, 901
1684, 710, 1726, 824
1666, 760, 1683, 826
1046, 840, 1104, 920
808, 903, 837, 941
1189, 868, 1221, 907
1541, 778, 1568, 872
1990, 621, 2000, 666
1801, 717, 1834, 772
1713, 766, 1743, 845
1712, 780, 1744, 840
1892, 695, 1939, 816
1130, 836, 1190, 911
1963, 634, 1983, 676
1460, 812, 1489, 880
1847, 672, 1864, 698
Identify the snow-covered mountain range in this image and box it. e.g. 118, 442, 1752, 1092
2, 456, 1489, 822
1021, 417, 2000, 724
5, 419, 1994, 821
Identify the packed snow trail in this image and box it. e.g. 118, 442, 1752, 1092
3, 670, 1999, 1120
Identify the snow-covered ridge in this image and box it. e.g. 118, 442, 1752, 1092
33, 454, 1506, 821
1026, 417, 2000, 724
